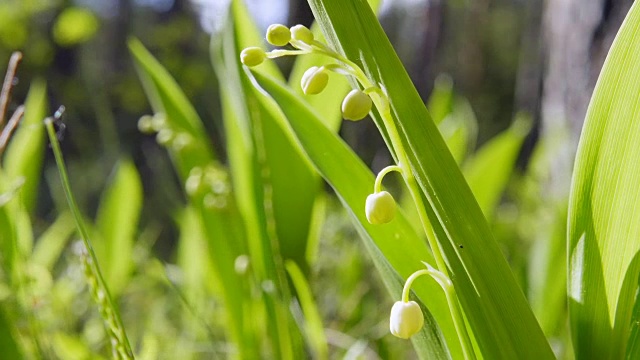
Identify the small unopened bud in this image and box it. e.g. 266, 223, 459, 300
301, 66, 329, 95
342, 89, 372, 121
390, 301, 424, 339
291, 24, 314, 43
266, 24, 291, 46
137, 115, 154, 134
240, 47, 266, 67
365, 191, 396, 224
156, 129, 174, 146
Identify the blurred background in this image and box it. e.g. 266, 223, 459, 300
0, 0, 635, 358
1, 0, 634, 239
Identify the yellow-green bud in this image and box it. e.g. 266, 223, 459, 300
390, 301, 424, 339
240, 47, 266, 67
291, 24, 314, 43
266, 24, 291, 46
156, 128, 173, 146
137, 115, 154, 134
365, 191, 396, 224
301, 66, 329, 95
342, 89, 372, 121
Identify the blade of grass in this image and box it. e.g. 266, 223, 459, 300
567, 2, 640, 358
3, 79, 48, 213
44, 118, 134, 359
285, 260, 328, 360
306, 0, 553, 358
95, 159, 142, 297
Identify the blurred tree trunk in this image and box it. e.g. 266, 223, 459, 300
525, 0, 633, 195
541, 0, 633, 141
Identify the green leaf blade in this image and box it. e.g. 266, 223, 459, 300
3, 79, 48, 213
568, 2, 640, 358
305, 1, 553, 358
96, 159, 142, 297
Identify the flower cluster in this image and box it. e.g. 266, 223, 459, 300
137, 113, 192, 151
240, 24, 373, 121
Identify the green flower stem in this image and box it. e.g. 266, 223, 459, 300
373, 165, 401, 193
401, 268, 475, 360
44, 118, 134, 360
344, 64, 476, 359
267, 49, 310, 58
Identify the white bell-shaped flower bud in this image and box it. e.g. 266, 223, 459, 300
390, 301, 424, 339
266, 24, 291, 46
301, 66, 329, 95
341, 89, 372, 121
291, 24, 314, 43
240, 47, 266, 67
365, 191, 396, 224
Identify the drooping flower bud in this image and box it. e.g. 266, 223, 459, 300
137, 115, 154, 134
390, 301, 424, 339
240, 47, 266, 67
156, 128, 174, 146
342, 89, 372, 121
291, 24, 314, 43
301, 66, 329, 95
365, 191, 396, 225
266, 24, 291, 46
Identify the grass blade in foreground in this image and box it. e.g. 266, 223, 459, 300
44, 118, 134, 359
306, 0, 552, 358
567, 2, 640, 358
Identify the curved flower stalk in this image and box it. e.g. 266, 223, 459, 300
240, 24, 476, 359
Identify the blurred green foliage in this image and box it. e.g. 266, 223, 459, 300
0, 0, 576, 359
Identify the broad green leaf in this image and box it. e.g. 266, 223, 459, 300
3, 79, 47, 213
249, 70, 459, 359
95, 160, 142, 297
567, 2, 640, 358
463, 114, 530, 220
306, 1, 553, 358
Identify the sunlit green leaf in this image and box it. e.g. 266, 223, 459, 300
567, 2, 640, 358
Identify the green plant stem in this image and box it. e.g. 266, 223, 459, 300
401, 268, 474, 360
373, 165, 401, 193
44, 118, 134, 359
338, 58, 476, 360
